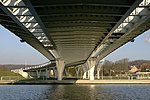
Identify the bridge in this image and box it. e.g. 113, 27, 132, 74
11, 61, 56, 78
1, 0, 150, 80
11, 59, 104, 80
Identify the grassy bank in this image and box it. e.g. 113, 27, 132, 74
0, 67, 21, 76
0, 67, 23, 80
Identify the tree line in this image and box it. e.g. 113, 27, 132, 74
98, 58, 150, 76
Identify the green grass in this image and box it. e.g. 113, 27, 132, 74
0, 67, 21, 76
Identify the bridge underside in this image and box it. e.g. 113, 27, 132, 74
1, 0, 150, 67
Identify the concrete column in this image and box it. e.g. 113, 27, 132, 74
36, 70, 41, 78
87, 70, 90, 79
64, 68, 70, 78
83, 72, 87, 79
97, 70, 100, 79
80, 66, 83, 78
49, 69, 51, 77
49, 68, 53, 77
89, 67, 95, 80
56, 59, 65, 80
27, 72, 30, 78
82, 64, 88, 79
46, 68, 50, 79
97, 60, 103, 79
87, 58, 96, 80
53, 67, 57, 79
75, 67, 80, 79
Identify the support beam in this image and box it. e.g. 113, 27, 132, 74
87, 58, 96, 80
56, 59, 65, 80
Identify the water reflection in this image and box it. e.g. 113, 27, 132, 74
0, 84, 150, 100
41, 84, 150, 100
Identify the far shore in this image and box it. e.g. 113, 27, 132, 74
1, 79, 150, 85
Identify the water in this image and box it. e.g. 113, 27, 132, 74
0, 84, 150, 100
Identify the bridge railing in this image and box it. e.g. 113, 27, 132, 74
23, 61, 51, 70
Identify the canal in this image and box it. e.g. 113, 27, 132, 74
0, 84, 150, 100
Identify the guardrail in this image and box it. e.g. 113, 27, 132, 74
23, 61, 51, 70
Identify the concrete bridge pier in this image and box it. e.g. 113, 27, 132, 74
97, 69, 100, 79
56, 59, 65, 80
88, 70, 90, 79
82, 64, 88, 79
75, 66, 80, 79
45, 68, 50, 79
97, 59, 104, 79
53, 67, 57, 79
64, 67, 70, 78
49, 68, 54, 78
11, 68, 29, 78
26, 72, 31, 78
83, 72, 87, 79
87, 58, 96, 80
36, 70, 41, 78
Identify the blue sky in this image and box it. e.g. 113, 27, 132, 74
0, 25, 49, 64
0, 25, 149, 64
106, 29, 150, 62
